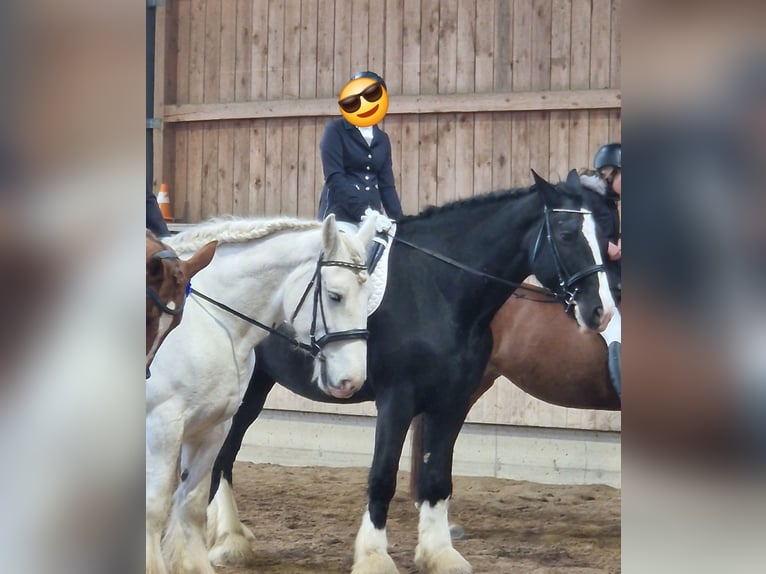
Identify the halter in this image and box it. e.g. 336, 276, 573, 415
190, 253, 369, 358
146, 249, 186, 316
531, 206, 605, 311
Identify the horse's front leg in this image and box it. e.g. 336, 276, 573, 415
414, 408, 472, 574
207, 369, 276, 567
352, 394, 413, 574
162, 423, 228, 574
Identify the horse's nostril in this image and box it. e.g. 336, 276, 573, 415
592, 306, 603, 325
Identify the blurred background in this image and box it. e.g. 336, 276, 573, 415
0, 1, 763, 573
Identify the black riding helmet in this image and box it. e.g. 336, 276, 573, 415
594, 143, 621, 170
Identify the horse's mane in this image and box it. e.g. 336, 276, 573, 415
399, 181, 579, 223
166, 216, 321, 253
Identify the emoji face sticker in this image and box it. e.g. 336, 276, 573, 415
338, 76, 389, 127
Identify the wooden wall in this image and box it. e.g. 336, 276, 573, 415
153, 0, 622, 433
154, 0, 621, 223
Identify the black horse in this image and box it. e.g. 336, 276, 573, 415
207, 171, 616, 574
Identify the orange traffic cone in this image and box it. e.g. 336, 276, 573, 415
157, 183, 174, 222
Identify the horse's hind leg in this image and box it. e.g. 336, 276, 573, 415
163, 424, 228, 574
414, 410, 472, 574
352, 396, 413, 574
207, 371, 275, 567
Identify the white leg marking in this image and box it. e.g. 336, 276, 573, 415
351, 508, 399, 574
207, 478, 256, 567
414, 498, 472, 574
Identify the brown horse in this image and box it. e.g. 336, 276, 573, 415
145, 230, 216, 370
409, 279, 620, 500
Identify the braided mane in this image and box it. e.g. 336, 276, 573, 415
166, 217, 322, 254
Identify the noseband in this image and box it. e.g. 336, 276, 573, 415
146, 249, 186, 316
531, 207, 605, 310
289, 254, 370, 356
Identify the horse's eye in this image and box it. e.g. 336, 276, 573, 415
560, 230, 576, 241
328, 291, 342, 302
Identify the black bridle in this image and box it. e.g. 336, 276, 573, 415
190, 253, 369, 357
531, 206, 605, 310
393, 206, 604, 309
146, 249, 186, 316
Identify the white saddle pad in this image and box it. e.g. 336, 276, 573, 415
367, 224, 396, 316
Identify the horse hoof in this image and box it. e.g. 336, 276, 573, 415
415, 546, 472, 574
449, 523, 465, 540
208, 534, 256, 567
351, 551, 400, 574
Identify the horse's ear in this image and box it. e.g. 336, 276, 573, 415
531, 169, 556, 208
565, 169, 581, 190
321, 213, 339, 255
356, 211, 378, 249
183, 240, 217, 279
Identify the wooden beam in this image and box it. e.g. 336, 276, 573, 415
162, 89, 621, 123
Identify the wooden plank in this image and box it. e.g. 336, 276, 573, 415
438, 0, 458, 94
455, 0, 475, 199
173, 125, 189, 222
282, 118, 300, 216
610, 0, 621, 88
368, 0, 385, 78
549, 0, 572, 181
384, 0, 404, 94
153, 2, 169, 191
401, 0, 421, 95
283, 0, 301, 99
264, 119, 283, 215
249, 120, 267, 216
218, 2, 237, 217
511, 0, 531, 186
251, 0, 269, 100
173, 0, 191, 104
203, 0, 221, 103
420, 0, 439, 96
333, 0, 352, 92
219, 0, 237, 104
437, 115, 457, 205
419, 0, 439, 209
399, 115, 420, 215
588, 0, 611, 159
569, 0, 591, 170
188, 0, 206, 105
232, 120, 250, 216
297, 118, 316, 218
201, 124, 220, 219
529, 0, 552, 178
316, 0, 336, 98
186, 124, 204, 221
300, 0, 318, 99
217, 122, 235, 216
474, 0, 493, 194
350, 0, 370, 71
399, 0, 420, 212
164, 89, 622, 122
494, 0, 513, 92
267, 0, 286, 99
234, 0, 253, 102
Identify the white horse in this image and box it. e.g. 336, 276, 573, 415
146, 213, 378, 574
